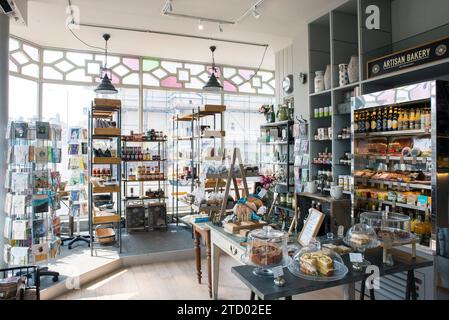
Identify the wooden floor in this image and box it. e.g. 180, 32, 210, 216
57, 255, 344, 300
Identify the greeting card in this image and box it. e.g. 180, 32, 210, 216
35, 121, 50, 140
34, 170, 49, 189
32, 194, 49, 213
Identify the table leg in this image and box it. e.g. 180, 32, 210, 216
360, 279, 366, 300
369, 288, 376, 300
406, 270, 417, 300
212, 242, 221, 300
194, 229, 202, 284
205, 230, 212, 299
250, 291, 255, 300
343, 283, 355, 300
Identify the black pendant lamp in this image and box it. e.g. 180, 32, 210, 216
95, 34, 118, 94
203, 46, 223, 91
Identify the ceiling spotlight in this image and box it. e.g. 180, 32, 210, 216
198, 20, 204, 30
218, 24, 223, 33
252, 7, 261, 19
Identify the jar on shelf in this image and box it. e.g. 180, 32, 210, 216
314, 71, 325, 93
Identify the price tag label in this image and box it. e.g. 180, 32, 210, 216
258, 188, 268, 199
272, 266, 284, 278
337, 225, 345, 238
412, 157, 417, 165
349, 253, 363, 263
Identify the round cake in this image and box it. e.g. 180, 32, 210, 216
249, 243, 282, 266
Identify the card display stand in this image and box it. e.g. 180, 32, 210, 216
88, 98, 122, 255
62, 127, 90, 249
3, 121, 62, 282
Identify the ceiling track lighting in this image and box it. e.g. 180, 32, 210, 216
198, 19, 204, 30
95, 33, 118, 95
252, 6, 261, 19
203, 45, 223, 92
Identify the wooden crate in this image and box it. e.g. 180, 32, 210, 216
200, 105, 226, 113
93, 213, 120, 225
202, 130, 226, 138
92, 186, 120, 194
223, 220, 268, 234
93, 128, 121, 137
92, 157, 121, 165
93, 98, 121, 109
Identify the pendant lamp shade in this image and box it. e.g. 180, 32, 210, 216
95, 34, 118, 94
203, 46, 223, 92
95, 73, 118, 94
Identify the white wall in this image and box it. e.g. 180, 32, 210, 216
274, 45, 294, 104
275, 25, 309, 119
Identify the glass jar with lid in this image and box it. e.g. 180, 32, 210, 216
241, 226, 291, 277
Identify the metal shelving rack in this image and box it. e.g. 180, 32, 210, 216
88, 98, 122, 255
170, 105, 225, 224
259, 120, 295, 213
122, 136, 168, 231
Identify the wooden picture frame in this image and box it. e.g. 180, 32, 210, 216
298, 208, 325, 246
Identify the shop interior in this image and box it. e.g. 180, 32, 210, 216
1, 0, 449, 301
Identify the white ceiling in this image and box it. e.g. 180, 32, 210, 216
10, 0, 345, 69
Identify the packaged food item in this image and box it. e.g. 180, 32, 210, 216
388, 138, 413, 154
407, 193, 418, 206
388, 191, 397, 202
396, 192, 407, 204
417, 195, 429, 207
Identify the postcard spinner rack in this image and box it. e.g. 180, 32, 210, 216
4, 121, 61, 282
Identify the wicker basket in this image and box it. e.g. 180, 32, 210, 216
95, 226, 116, 245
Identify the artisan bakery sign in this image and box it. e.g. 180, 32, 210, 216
367, 36, 449, 78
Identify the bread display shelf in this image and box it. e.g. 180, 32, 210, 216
93, 128, 121, 137
355, 154, 431, 163
223, 221, 268, 234
355, 177, 431, 190
93, 157, 121, 165
122, 159, 167, 162
123, 178, 166, 182
356, 197, 429, 212
92, 186, 120, 194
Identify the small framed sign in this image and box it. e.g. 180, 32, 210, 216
298, 208, 325, 246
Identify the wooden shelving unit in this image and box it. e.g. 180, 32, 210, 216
88, 98, 122, 255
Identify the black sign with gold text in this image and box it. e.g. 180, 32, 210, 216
367, 36, 449, 78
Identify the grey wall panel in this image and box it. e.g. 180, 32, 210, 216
391, 0, 449, 43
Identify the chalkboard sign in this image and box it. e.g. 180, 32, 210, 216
298, 208, 325, 246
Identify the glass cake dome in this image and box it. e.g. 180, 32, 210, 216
344, 223, 380, 270
360, 211, 414, 245
241, 226, 291, 277
288, 244, 348, 281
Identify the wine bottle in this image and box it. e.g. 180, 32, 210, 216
392, 108, 398, 131
371, 110, 377, 132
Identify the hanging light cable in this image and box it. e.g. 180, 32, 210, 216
95, 33, 118, 94
203, 46, 223, 91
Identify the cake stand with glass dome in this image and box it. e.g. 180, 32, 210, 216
241, 226, 292, 277
288, 244, 349, 281
360, 211, 416, 264
344, 223, 380, 271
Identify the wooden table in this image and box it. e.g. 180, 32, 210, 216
208, 223, 247, 300
231, 248, 433, 300
192, 222, 212, 298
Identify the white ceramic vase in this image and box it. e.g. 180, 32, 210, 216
339, 64, 349, 87
314, 71, 325, 93
330, 186, 343, 200
348, 55, 359, 83
324, 65, 331, 90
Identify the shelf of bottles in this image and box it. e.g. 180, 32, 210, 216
121, 130, 167, 205
351, 81, 449, 252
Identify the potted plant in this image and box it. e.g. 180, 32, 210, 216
259, 105, 274, 123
